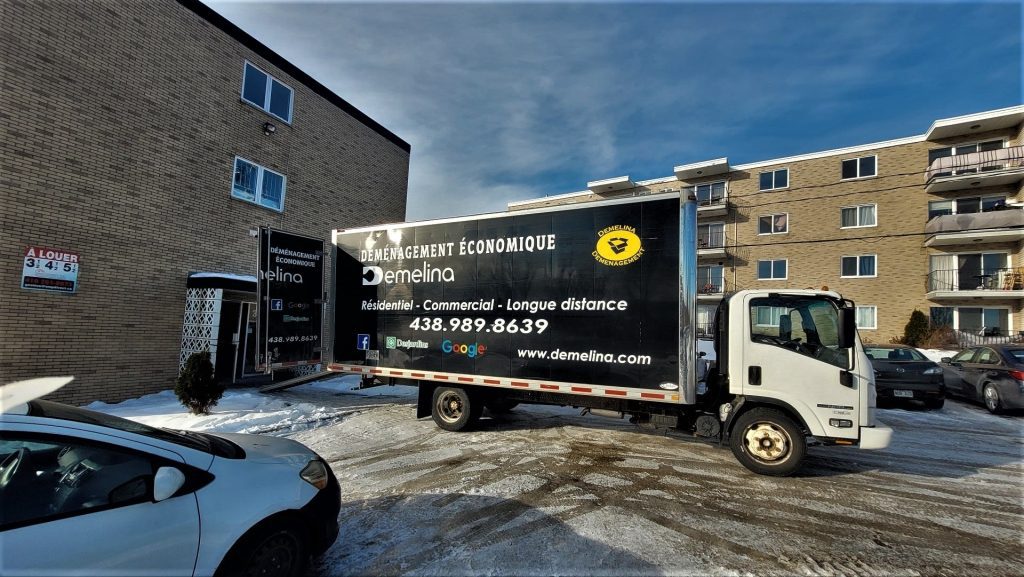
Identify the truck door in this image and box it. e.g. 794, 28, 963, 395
741, 294, 860, 440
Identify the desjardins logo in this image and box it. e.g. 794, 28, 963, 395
593, 225, 644, 266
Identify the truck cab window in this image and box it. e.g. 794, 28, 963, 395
749, 296, 846, 368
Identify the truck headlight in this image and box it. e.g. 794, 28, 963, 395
300, 459, 329, 490
923, 367, 942, 375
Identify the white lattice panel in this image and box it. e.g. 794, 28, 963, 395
179, 288, 222, 369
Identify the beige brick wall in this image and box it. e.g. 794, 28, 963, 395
0, 0, 410, 404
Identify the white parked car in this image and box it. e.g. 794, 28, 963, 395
0, 379, 339, 577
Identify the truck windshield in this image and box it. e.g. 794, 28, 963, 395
750, 296, 848, 368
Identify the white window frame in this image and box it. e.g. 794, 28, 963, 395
231, 156, 287, 212
855, 306, 877, 330
840, 154, 878, 180
759, 168, 789, 191
240, 60, 294, 124
697, 222, 726, 248
757, 259, 788, 281
949, 306, 1012, 333
840, 254, 877, 278
757, 213, 789, 235
840, 203, 877, 229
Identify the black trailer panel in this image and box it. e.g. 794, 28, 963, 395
333, 196, 680, 391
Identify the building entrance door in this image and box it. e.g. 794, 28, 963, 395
213, 300, 260, 383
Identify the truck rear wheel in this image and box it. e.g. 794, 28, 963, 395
431, 387, 482, 431
729, 407, 806, 476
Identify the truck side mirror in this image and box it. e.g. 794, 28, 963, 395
838, 307, 856, 349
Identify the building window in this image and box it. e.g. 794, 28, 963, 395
855, 306, 877, 329
758, 213, 789, 235
841, 155, 877, 179
927, 196, 1006, 220
759, 169, 788, 191
757, 259, 787, 280
841, 254, 876, 278
840, 204, 876, 228
241, 62, 294, 123
695, 181, 726, 207
753, 305, 788, 326
697, 265, 725, 294
927, 140, 1004, 178
933, 307, 1010, 337
697, 223, 725, 249
232, 157, 286, 212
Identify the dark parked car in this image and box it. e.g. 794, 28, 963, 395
865, 345, 945, 409
940, 345, 1024, 414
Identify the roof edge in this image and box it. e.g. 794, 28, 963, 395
177, 0, 410, 153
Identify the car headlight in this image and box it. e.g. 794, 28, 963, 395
300, 459, 329, 490
923, 367, 942, 375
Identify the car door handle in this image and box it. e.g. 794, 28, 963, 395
748, 366, 761, 386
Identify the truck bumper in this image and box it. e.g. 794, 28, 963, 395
859, 423, 893, 450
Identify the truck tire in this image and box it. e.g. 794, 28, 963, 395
729, 407, 806, 476
431, 387, 482, 431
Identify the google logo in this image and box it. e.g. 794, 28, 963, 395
441, 339, 487, 358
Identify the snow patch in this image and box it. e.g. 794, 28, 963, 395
582, 473, 633, 488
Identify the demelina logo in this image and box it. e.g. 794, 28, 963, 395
262, 266, 303, 284
441, 339, 486, 358
362, 264, 455, 286
593, 225, 644, 266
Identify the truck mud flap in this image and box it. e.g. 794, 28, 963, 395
417, 382, 437, 419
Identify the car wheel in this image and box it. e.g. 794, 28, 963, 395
924, 397, 944, 410
729, 408, 806, 477
431, 387, 482, 431
219, 523, 307, 577
983, 383, 1003, 414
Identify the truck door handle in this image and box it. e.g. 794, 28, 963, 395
840, 370, 854, 388
748, 366, 761, 386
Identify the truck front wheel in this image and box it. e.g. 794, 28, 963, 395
432, 387, 482, 431
729, 408, 806, 476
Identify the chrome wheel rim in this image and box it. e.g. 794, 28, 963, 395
984, 385, 999, 411
743, 422, 790, 463
436, 391, 464, 424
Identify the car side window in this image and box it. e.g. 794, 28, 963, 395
951, 349, 976, 363
975, 348, 1000, 365
0, 435, 156, 529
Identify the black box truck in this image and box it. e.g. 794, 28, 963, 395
329, 192, 891, 476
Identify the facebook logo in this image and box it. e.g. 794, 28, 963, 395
270, 299, 283, 311
356, 334, 370, 351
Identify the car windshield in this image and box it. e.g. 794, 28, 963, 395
27, 400, 216, 454
866, 347, 927, 361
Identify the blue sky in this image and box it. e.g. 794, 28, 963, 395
208, 1, 1022, 220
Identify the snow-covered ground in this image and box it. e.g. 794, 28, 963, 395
919, 348, 959, 363
88, 376, 1023, 576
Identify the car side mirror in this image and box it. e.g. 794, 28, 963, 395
153, 467, 186, 502
837, 307, 856, 349
940, 357, 952, 364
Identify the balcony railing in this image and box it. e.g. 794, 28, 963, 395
951, 328, 1024, 347
696, 195, 727, 208
926, 145, 1024, 182
926, 267, 1024, 292
697, 230, 726, 249
696, 322, 715, 338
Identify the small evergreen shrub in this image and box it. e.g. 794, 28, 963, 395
902, 310, 930, 347
175, 351, 223, 415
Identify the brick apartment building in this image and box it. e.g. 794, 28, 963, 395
510, 106, 1024, 345
1, 0, 410, 404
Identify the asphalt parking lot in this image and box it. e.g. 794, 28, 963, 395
280, 386, 1024, 576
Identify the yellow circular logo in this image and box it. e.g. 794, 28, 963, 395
593, 226, 644, 266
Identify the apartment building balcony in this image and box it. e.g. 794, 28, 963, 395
926, 267, 1024, 300
924, 209, 1024, 247
697, 273, 730, 301
696, 195, 728, 217
697, 229, 727, 258
925, 145, 1024, 193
